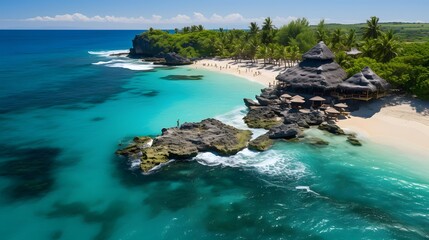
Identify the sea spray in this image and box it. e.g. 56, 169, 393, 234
89, 49, 157, 71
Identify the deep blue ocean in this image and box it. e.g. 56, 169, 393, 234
0, 30, 428, 240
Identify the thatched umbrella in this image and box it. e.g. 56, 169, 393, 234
290, 98, 305, 103
280, 93, 292, 100
309, 96, 326, 108
292, 95, 304, 100
334, 103, 348, 108
309, 96, 325, 101
326, 108, 340, 114
276, 41, 347, 93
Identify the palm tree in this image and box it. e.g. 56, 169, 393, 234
331, 28, 344, 51
197, 25, 204, 31
364, 16, 382, 39
289, 45, 301, 66
281, 46, 291, 67
256, 45, 270, 66
315, 19, 329, 43
249, 22, 259, 36
345, 29, 357, 49
261, 17, 275, 45
182, 26, 190, 34
246, 37, 260, 62
374, 30, 401, 62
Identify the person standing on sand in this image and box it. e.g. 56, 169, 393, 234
177, 119, 180, 128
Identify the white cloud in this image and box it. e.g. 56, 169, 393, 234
24, 12, 298, 26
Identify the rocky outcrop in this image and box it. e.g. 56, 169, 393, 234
318, 122, 345, 135
283, 111, 325, 127
129, 34, 164, 57
243, 98, 260, 108
248, 133, 274, 151
116, 119, 252, 172
158, 52, 192, 66
243, 107, 282, 130
268, 124, 301, 139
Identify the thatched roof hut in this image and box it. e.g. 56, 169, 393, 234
276, 42, 347, 93
339, 67, 389, 93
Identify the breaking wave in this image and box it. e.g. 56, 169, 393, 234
194, 107, 306, 178
88, 49, 157, 71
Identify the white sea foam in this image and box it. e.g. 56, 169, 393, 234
89, 49, 156, 71
88, 49, 129, 57
194, 107, 307, 178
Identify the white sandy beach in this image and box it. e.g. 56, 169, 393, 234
194, 59, 429, 160
193, 59, 280, 87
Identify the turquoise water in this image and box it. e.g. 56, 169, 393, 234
0, 30, 428, 240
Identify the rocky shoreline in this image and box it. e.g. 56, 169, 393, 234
116, 86, 362, 173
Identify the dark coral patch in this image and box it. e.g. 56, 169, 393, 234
161, 75, 204, 80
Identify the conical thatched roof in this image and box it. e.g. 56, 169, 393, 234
302, 41, 335, 60
361, 67, 390, 90
338, 67, 389, 93
276, 45, 347, 91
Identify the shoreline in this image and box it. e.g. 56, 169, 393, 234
192, 59, 282, 87
191, 58, 429, 162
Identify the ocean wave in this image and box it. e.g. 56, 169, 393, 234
194, 149, 306, 178
89, 49, 157, 71
88, 49, 129, 57
194, 107, 306, 178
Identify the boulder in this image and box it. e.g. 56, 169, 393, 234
243, 98, 260, 108
283, 111, 325, 126
243, 107, 282, 130
158, 52, 192, 66
347, 135, 362, 146
268, 124, 301, 139
248, 133, 275, 151
305, 137, 329, 146
255, 96, 271, 106
318, 122, 345, 135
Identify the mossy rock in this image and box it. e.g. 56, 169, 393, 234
306, 137, 329, 146
211, 130, 252, 155
133, 136, 152, 144
243, 117, 282, 130
347, 136, 362, 146
248, 134, 274, 151
140, 147, 170, 172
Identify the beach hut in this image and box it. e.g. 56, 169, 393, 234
276, 41, 348, 95
335, 67, 390, 101
309, 96, 326, 108
290, 98, 305, 109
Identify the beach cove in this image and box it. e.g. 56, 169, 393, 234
193, 58, 429, 165
0, 30, 429, 240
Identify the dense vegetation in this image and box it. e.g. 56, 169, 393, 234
136, 17, 429, 99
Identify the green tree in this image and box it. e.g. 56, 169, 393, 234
315, 19, 329, 43
331, 28, 344, 51
345, 29, 358, 49
374, 30, 401, 62
261, 17, 275, 45
364, 16, 382, 39
249, 22, 259, 36
277, 18, 310, 45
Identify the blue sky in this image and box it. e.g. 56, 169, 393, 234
1, 0, 428, 29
